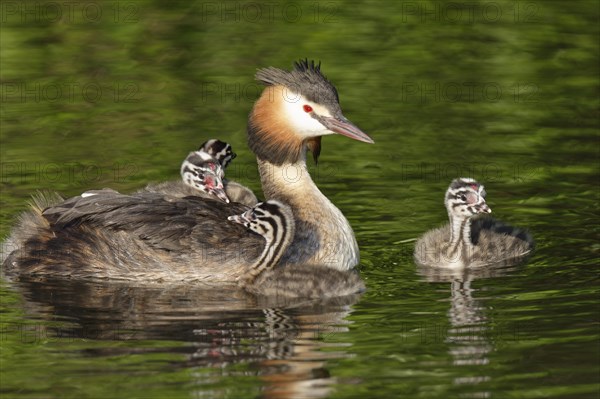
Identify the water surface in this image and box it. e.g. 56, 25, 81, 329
1, 1, 598, 398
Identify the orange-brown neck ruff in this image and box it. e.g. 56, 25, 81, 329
248, 86, 307, 165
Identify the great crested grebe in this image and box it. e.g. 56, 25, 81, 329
414, 178, 534, 268
2, 60, 373, 286
228, 200, 295, 286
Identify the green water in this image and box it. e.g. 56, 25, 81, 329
1, 1, 598, 398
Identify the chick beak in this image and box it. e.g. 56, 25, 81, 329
228, 210, 254, 225
212, 187, 230, 204
479, 202, 492, 214
228, 214, 245, 224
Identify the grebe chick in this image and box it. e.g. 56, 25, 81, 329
198, 138, 236, 169
180, 147, 229, 203
142, 139, 258, 206
199, 139, 258, 206
183, 140, 258, 206
140, 139, 232, 202
227, 200, 295, 286
3, 60, 373, 286
414, 178, 534, 268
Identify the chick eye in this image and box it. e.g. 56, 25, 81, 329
303, 105, 313, 113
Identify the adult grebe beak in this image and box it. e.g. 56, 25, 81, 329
318, 115, 374, 143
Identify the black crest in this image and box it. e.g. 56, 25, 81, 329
255, 59, 340, 106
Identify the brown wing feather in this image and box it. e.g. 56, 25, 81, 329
6, 190, 264, 282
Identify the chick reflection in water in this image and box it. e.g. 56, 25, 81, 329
417, 264, 522, 395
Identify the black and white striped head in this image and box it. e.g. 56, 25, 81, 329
198, 139, 236, 170
181, 150, 229, 203
445, 178, 491, 218
227, 201, 288, 243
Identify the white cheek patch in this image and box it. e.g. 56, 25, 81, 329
280, 92, 332, 139
311, 103, 332, 117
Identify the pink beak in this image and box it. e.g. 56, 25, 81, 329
320, 115, 374, 144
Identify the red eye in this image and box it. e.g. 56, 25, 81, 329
303, 105, 313, 113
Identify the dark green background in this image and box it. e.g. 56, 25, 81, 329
1, 1, 598, 398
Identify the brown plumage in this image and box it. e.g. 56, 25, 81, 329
4, 190, 262, 281
248, 85, 307, 165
